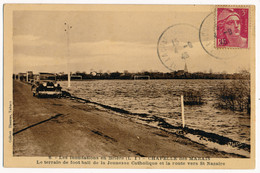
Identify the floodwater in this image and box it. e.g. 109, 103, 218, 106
58, 79, 250, 147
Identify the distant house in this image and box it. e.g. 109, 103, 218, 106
18, 73, 27, 81
90, 71, 102, 77
176, 70, 185, 76
37, 72, 57, 81
26, 71, 34, 82
193, 72, 204, 78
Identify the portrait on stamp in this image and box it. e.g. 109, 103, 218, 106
216, 8, 249, 48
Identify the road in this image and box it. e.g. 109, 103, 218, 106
13, 80, 239, 157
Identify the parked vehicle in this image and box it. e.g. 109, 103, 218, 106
31, 73, 62, 98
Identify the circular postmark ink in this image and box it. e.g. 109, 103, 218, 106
199, 12, 239, 59
157, 24, 199, 72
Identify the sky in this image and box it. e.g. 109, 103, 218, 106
13, 6, 251, 74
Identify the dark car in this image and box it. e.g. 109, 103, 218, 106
32, 73, 62, 98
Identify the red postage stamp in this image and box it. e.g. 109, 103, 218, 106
216, 8, 248, 48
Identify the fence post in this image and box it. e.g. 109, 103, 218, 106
26, 72, 29, 83
181, 95, 185, 128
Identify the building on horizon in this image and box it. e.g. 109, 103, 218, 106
184, 63, 188, 73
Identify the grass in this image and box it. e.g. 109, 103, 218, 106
216, 80, 250, 114
182, 89, 204, 105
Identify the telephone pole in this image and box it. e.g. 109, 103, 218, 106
64, 22, 72, 87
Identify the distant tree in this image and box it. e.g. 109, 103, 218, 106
143, 71, 150, 75
110, 71, 121, 79
221, 70, 227, 74
123, 70, 129, 74
239, 69, 250, 79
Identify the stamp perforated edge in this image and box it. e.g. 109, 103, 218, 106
214, 5, 251, 49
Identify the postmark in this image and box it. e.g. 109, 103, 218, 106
199, 12, 239, 59
157, 24, 199, 72
216, 8, 249, 48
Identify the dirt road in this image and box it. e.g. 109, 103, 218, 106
13, 80, 239, 157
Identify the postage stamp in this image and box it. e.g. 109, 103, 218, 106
216, 8, 249, 48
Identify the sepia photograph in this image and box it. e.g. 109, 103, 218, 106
3, 4, 255, 169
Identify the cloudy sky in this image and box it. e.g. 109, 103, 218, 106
13, 6, 251, 74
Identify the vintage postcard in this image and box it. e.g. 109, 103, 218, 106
3, 4, 255, 168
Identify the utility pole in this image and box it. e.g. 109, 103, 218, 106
64, 22, 72, 87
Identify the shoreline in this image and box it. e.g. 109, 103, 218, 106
65, 93, 250, 158
13, 80, 248, 158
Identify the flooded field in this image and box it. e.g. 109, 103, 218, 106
58, 79, 250, 148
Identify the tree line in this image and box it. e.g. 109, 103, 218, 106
56, 70, 250, 80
